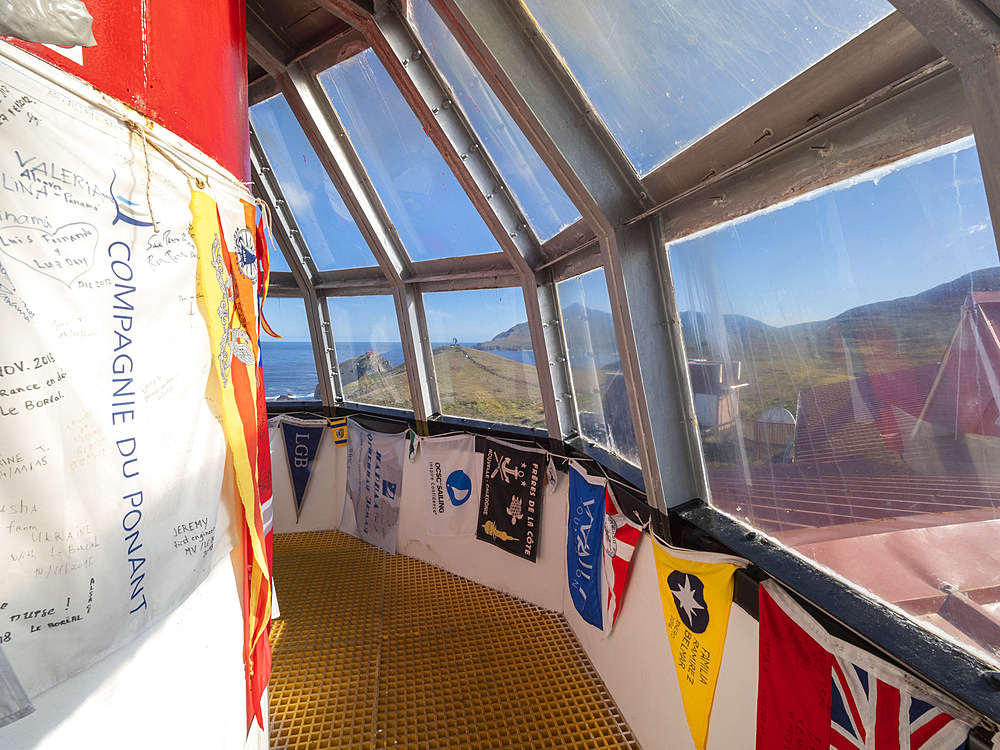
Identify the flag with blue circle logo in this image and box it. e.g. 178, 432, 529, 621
419, 433, 482, 537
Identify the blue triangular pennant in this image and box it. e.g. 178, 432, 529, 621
281, 420, 325, 521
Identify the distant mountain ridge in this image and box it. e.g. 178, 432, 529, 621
473, 267, 1000, 360
476, 303, 617, 351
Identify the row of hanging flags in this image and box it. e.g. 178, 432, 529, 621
270, 419, 982, 749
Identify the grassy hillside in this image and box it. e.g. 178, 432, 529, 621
341, 266, 1000, 435
344, 345, 545, 428
683, 267, 1000, 426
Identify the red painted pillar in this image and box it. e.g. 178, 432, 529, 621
6, 0, 249, 181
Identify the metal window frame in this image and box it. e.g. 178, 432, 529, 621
887, 0, 1000, 254
426, 0, 705, 510
249, 26, 440, 422
311, 0, 580, 440
248, 0, 1000, 728
250, 127, 341, 406
248, 2, 1000, 505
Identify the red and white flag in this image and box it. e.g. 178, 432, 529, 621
757, 580, 974, 750
602, 484, 643, 637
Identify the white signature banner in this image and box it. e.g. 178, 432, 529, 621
347, 419, 405, 554
0, 45, 240, 708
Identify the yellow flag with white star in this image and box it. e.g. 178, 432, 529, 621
651, 535, 745, 750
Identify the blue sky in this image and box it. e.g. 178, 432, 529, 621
424, 287, 530, 342
557, 267, 612, 314
263, 139, 998, 343
251, 94, 378, 271
318, 48, 504, 261
669, 138, 999, 328
263, 288, 540, 344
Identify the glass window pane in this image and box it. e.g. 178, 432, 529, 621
423, 288, 545, 428
250, 94, 379, 271
668, 137, 1000, 666
408, 0, 581, 242
327, 296, 412, 410
319, 49, 502, 261
523, 0, 893, 176
261, 218, 290, 274
557, 268, 639, 465
260, 297, 322, 403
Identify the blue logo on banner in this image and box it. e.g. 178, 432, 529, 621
281, 421, 325, 521
566, 465, 605, 630
382, 479, 397, 500
233, 228, 258, 281
445, 470, 472, 506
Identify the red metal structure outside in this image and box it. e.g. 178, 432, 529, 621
7, 0, 249, 180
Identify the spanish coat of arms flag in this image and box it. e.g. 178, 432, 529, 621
651, 536, 745, 750
191, 186, 273, 730
757, 580, 975, 750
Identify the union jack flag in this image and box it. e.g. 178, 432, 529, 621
830, 655, 970, 750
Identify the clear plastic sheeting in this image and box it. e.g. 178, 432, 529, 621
250, 94, 379, 271
557, 269, 639, 465
261, 297, 321, 403
423, 288, 545, 428
327, 296, 412, 410
0, 0, 95, 47
319, 49, 501, 261
523, 0, 892, 176
668, 137, 1000, 668
408, 0, 581, 242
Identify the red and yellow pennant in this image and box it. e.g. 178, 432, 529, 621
190, 186, 271, 731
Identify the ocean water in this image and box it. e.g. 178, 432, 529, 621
260, 340, 538, 401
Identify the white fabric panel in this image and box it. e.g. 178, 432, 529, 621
346, 420, 406, 554
3, 561, 254, 750
417, 433, 482, 537
0, 48, 236, 701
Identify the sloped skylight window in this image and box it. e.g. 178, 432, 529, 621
250, 93, 381, 271
423, 287, 545, 429
319, 49, 503, 262
326, 295, 412, 410
522, 0, 893, 176
408, 0, 581, 242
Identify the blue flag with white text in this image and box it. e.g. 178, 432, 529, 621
281, 418, 326, 521
567, 462, 605, 630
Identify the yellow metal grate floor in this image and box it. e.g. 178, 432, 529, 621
269, 530, 641, 749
